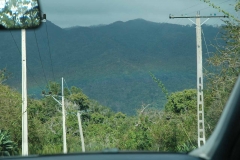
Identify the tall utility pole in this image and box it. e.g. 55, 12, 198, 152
22, 28, 28, 156
62, 77, 67, 153
196, 11, 206, 147
42, 77, 67, 153
169, 11, 228, 148
21, 13, 47, 156
77, 111, 85, 152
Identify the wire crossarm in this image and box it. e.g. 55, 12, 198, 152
169, 14, 228, 19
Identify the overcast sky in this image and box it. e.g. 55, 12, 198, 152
39, 0, 236, 28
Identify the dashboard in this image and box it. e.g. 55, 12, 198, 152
1, 152, 202, 160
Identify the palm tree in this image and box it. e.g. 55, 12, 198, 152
0, 130, 18, 156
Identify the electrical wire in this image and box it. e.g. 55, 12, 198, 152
9, 30, 44, 91
176, 2, 203, 14
63, 78, 72, 95
166, 0, 232, 24
202, 28, 210, 58
44, 21, 56, 81
33, 30, 49, 87
164, 1, 206, 24
186, 0, 232, 15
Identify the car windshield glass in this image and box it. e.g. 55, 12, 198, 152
0, 0, 239, 156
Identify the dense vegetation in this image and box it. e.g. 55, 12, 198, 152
0, 79, 199, 155
0, 0, 239, 157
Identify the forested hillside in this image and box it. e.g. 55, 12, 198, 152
0, 19, 219, 114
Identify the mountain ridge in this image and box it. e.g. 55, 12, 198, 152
0, 19, 220, 114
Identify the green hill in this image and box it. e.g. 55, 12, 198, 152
0, 19, 220, 114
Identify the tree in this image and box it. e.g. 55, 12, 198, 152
68, 86, 90, 111
46, 81, 61, 95
0, 84, 22, 149
201, 0, 240, 136
0, 130, 18, 156
148, 89, 197, 152
165, 89, 197, 114
0, 68, 11, 84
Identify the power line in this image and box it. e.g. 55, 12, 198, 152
163, 0, 232, 24
9, 30, 44, 91
45, 21, 56, 81
163, 2, 205, 23
174, 2, 203, 15
186, 0, 232, 15
63, 78, 72, 95
202, 28, 210, 58
33, 30, 49, 87
9, 31, 21, 55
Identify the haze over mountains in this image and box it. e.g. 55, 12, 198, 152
0, 19, 220, 114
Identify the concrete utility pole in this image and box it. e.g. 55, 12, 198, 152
169, 11, 228, 148
42, 77, 67, 153
42, 14, 67, 154
42, 77, 88, 153
195, 11, 206, 147
22, 28, 28, 156
77, 111, 85, 152
62, 77, 67, 153
21, 13, 47, 156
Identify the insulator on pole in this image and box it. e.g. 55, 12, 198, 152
43, 14, 46, 20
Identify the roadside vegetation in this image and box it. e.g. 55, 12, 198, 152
0, 0, 239, 156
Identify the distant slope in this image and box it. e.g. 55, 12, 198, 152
0, 19, 219, 114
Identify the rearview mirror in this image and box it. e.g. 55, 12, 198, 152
0, 0, 41, 29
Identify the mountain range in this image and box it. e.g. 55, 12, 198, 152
0, 19, 220, 114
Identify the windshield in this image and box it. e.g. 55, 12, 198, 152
0, 0, 239, 156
